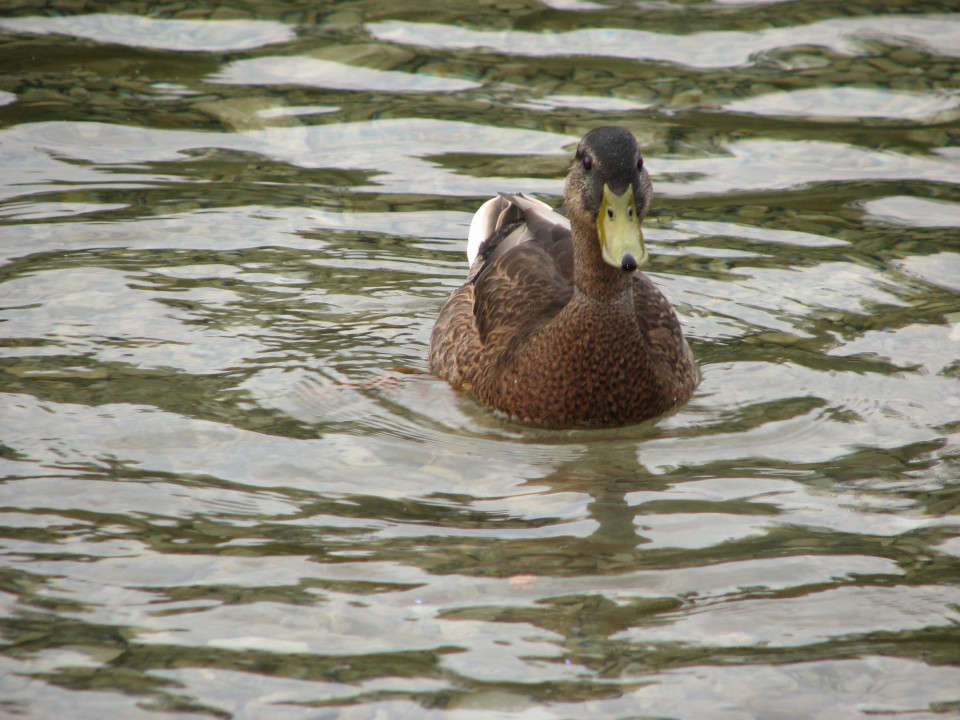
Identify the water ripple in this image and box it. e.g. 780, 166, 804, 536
1, 2, 958, 718
0, 13, 294, 52
369, 14, 960, 68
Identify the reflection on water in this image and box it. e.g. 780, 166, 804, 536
213, 57, 482, 93
724, 86, 960, 121
369, 13, 960, 68
1, 1, 959, 718
0, 13, 295, 51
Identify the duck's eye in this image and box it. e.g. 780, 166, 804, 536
607, 207, 615, 219
637, 157, 644, 172
583, 154, 592, 171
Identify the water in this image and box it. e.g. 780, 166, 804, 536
1, 1, 959, 718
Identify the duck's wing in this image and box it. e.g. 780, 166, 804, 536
468, 193, 571, 273
470, 193, 574, 345
631, 271, 699, 391
430, 194, 574, 388
467, 193, 565, 267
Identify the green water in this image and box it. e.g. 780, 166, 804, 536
1, 1, 959, 718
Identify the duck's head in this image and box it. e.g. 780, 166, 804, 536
565, 126, 653, 273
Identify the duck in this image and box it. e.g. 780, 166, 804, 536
430, 126, 698, 428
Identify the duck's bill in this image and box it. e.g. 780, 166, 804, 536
598, 183, 647, 272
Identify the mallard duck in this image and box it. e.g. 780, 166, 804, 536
430, 126, 697, 428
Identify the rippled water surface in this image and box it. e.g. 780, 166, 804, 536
1, 1, 959, 718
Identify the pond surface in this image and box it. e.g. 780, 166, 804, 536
1, 1, 960, 718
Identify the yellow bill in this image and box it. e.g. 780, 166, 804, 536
597, 183, 647, 272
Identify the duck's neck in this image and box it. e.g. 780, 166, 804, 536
572, 223, 634, 303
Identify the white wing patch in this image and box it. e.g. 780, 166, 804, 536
467, 197, 502, 267
466, 194, 560, 267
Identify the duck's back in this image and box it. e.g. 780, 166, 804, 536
430, 194, 575, 390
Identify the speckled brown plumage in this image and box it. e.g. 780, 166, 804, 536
430, 126, 698, 428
